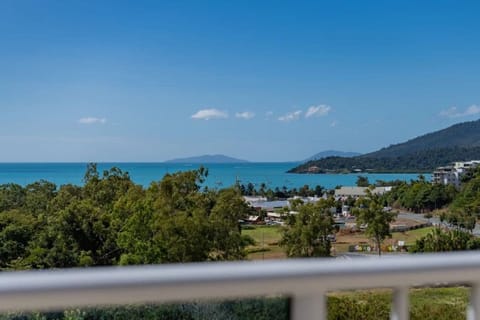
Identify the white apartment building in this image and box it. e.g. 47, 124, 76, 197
432, 160, 480, 188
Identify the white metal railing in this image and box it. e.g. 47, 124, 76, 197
1, 252, 480, 319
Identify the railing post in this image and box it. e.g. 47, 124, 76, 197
391, 286, 409, 320
291, 292, 327, 320
468, 284, 480, 320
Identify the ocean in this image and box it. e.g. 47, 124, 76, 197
0, 163, 430, 190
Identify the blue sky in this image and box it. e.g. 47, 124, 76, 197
1, 0, 480, 162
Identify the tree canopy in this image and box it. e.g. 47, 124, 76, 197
279, 199, 335, 257
0, 165, 254, 270
354, 192, 396, 256
411, 228, 480, 253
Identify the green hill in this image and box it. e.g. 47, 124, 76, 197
303, 150, 361, 162
289, 119, 480, 173
367, 119, 480, 158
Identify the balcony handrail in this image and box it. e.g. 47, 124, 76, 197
1, 252, 480, 319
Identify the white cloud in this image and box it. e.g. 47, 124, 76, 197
305, 105, 332, 118
191, 109, 228, 120
78, 117, 106, 124
330, 121, 338, 127
278, 110, 302, 122
465, 105, 480, 116
235, 111, 255, 120
440, 105, 480, 118
439, 107, 458, 118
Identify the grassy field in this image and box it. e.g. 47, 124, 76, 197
335, 226, 435, 248
328, 287, 469, 320
241, 225, 469, 319
242, 225, 436, 259
399, 226, 436, 244
242, 225, 285, 260
242, 225, 282, 245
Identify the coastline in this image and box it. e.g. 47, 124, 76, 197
0, 162, 430, 190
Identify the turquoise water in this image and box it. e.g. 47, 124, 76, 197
0, 163, 429, 190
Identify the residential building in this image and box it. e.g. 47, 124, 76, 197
432, 160, 480, 188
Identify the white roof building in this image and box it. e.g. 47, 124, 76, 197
334, 186, 392, 198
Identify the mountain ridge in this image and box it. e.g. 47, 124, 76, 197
364, 119, 480, 158
289, 119, 480, 173
303, 150, 361, 162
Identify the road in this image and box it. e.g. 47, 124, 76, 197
336, 252, 406, 260
397, 212, 480, 236
336, 252, 373, 260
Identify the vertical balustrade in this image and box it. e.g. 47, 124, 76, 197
292, 292, 327, 320
391, 286, 409, 320
468, 284, 480, 320
0, 253, 476, 314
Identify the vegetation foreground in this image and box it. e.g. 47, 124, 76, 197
1, 164, 480, 318
0, 287, 469, 320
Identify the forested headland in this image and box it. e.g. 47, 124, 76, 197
289, 119, 480, 173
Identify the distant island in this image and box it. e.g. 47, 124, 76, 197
303, 150, 361, 162
289, 119, 480, 173
165, 154, 249, 164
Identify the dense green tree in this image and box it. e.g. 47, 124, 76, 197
384, 180, 456, 212
209, 188, 253, 260
356, 176, 370, 187
239, 183, 324, 199
444, 208, 476, 232
0, 164, 261, 269
438, 166, 480, 231
0, 183, 25, 212
259, 183, 267, 197
83, 165, 135, 210
280, 199, 335, 257
246, 183, 256, 196
411, 228, 480, 252
314, 185, 324, 197
0, 209, 36, 269
118, 168, 252, 264
24, 180, 57, 216
354, 192, 396, 256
